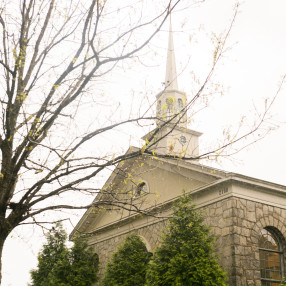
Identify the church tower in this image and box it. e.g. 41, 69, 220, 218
142, 18, 202, 158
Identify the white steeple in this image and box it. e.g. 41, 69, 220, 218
165, 17, 178, 90
156, 17, 187, 129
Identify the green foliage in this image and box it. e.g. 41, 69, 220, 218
146, 194, 227, 286
30, 224, 98, 286
102, 233, 151, 286
281, 277, 286, 285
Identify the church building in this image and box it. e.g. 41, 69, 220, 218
71, 21, 286, 286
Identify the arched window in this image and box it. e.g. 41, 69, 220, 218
157, 100, 162, 116
166, 98, 173, 119
259, 228, 284, 285
177, 98, 183, 111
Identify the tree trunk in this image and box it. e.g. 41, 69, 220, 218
0, 227, 9, 285
0, 239, 5, 284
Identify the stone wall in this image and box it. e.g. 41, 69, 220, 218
91, 220, 167, 279
203, 196, 286, 286
91, 196, 286, 286
203, 197, 235, 285
231, 198, 286, 286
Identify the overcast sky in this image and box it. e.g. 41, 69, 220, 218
3, 0, 286, 285
197, 0, 286, 185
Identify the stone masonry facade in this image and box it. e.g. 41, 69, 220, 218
91, 220, 167, 278
204, 197, 286, 285
92, 196, 286, 286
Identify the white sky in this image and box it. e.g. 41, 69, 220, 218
197, 0, 286, 185
3, 0, 286, 285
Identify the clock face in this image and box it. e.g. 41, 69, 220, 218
179, 135, 187, 145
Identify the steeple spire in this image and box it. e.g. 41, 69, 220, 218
156, 16, 186, 127
165, 17, 178, 90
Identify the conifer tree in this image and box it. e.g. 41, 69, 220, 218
30, 224, 98, 286
102, 233, 151, 286
146, 194, 227, 286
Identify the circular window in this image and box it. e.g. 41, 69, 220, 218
134, 181, 149, 198
179, 135, 187, 145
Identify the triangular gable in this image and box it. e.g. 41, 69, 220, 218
71, 146, 227, 237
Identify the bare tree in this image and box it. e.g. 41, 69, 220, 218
0, 0, 192, 281
0, 0, 280, 283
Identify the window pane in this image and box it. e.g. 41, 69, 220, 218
177, 98, 183, 111
259, 229, 282, 285
259, 229, 279, 251
157, 100, 161, 116
262, 282, 280, 286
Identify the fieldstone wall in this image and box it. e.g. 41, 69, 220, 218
203, 197, 286, 286
203, 197, 235, 285
91, 220, 167, 279
91, 196, 286, 286
230, 198, 286, 286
